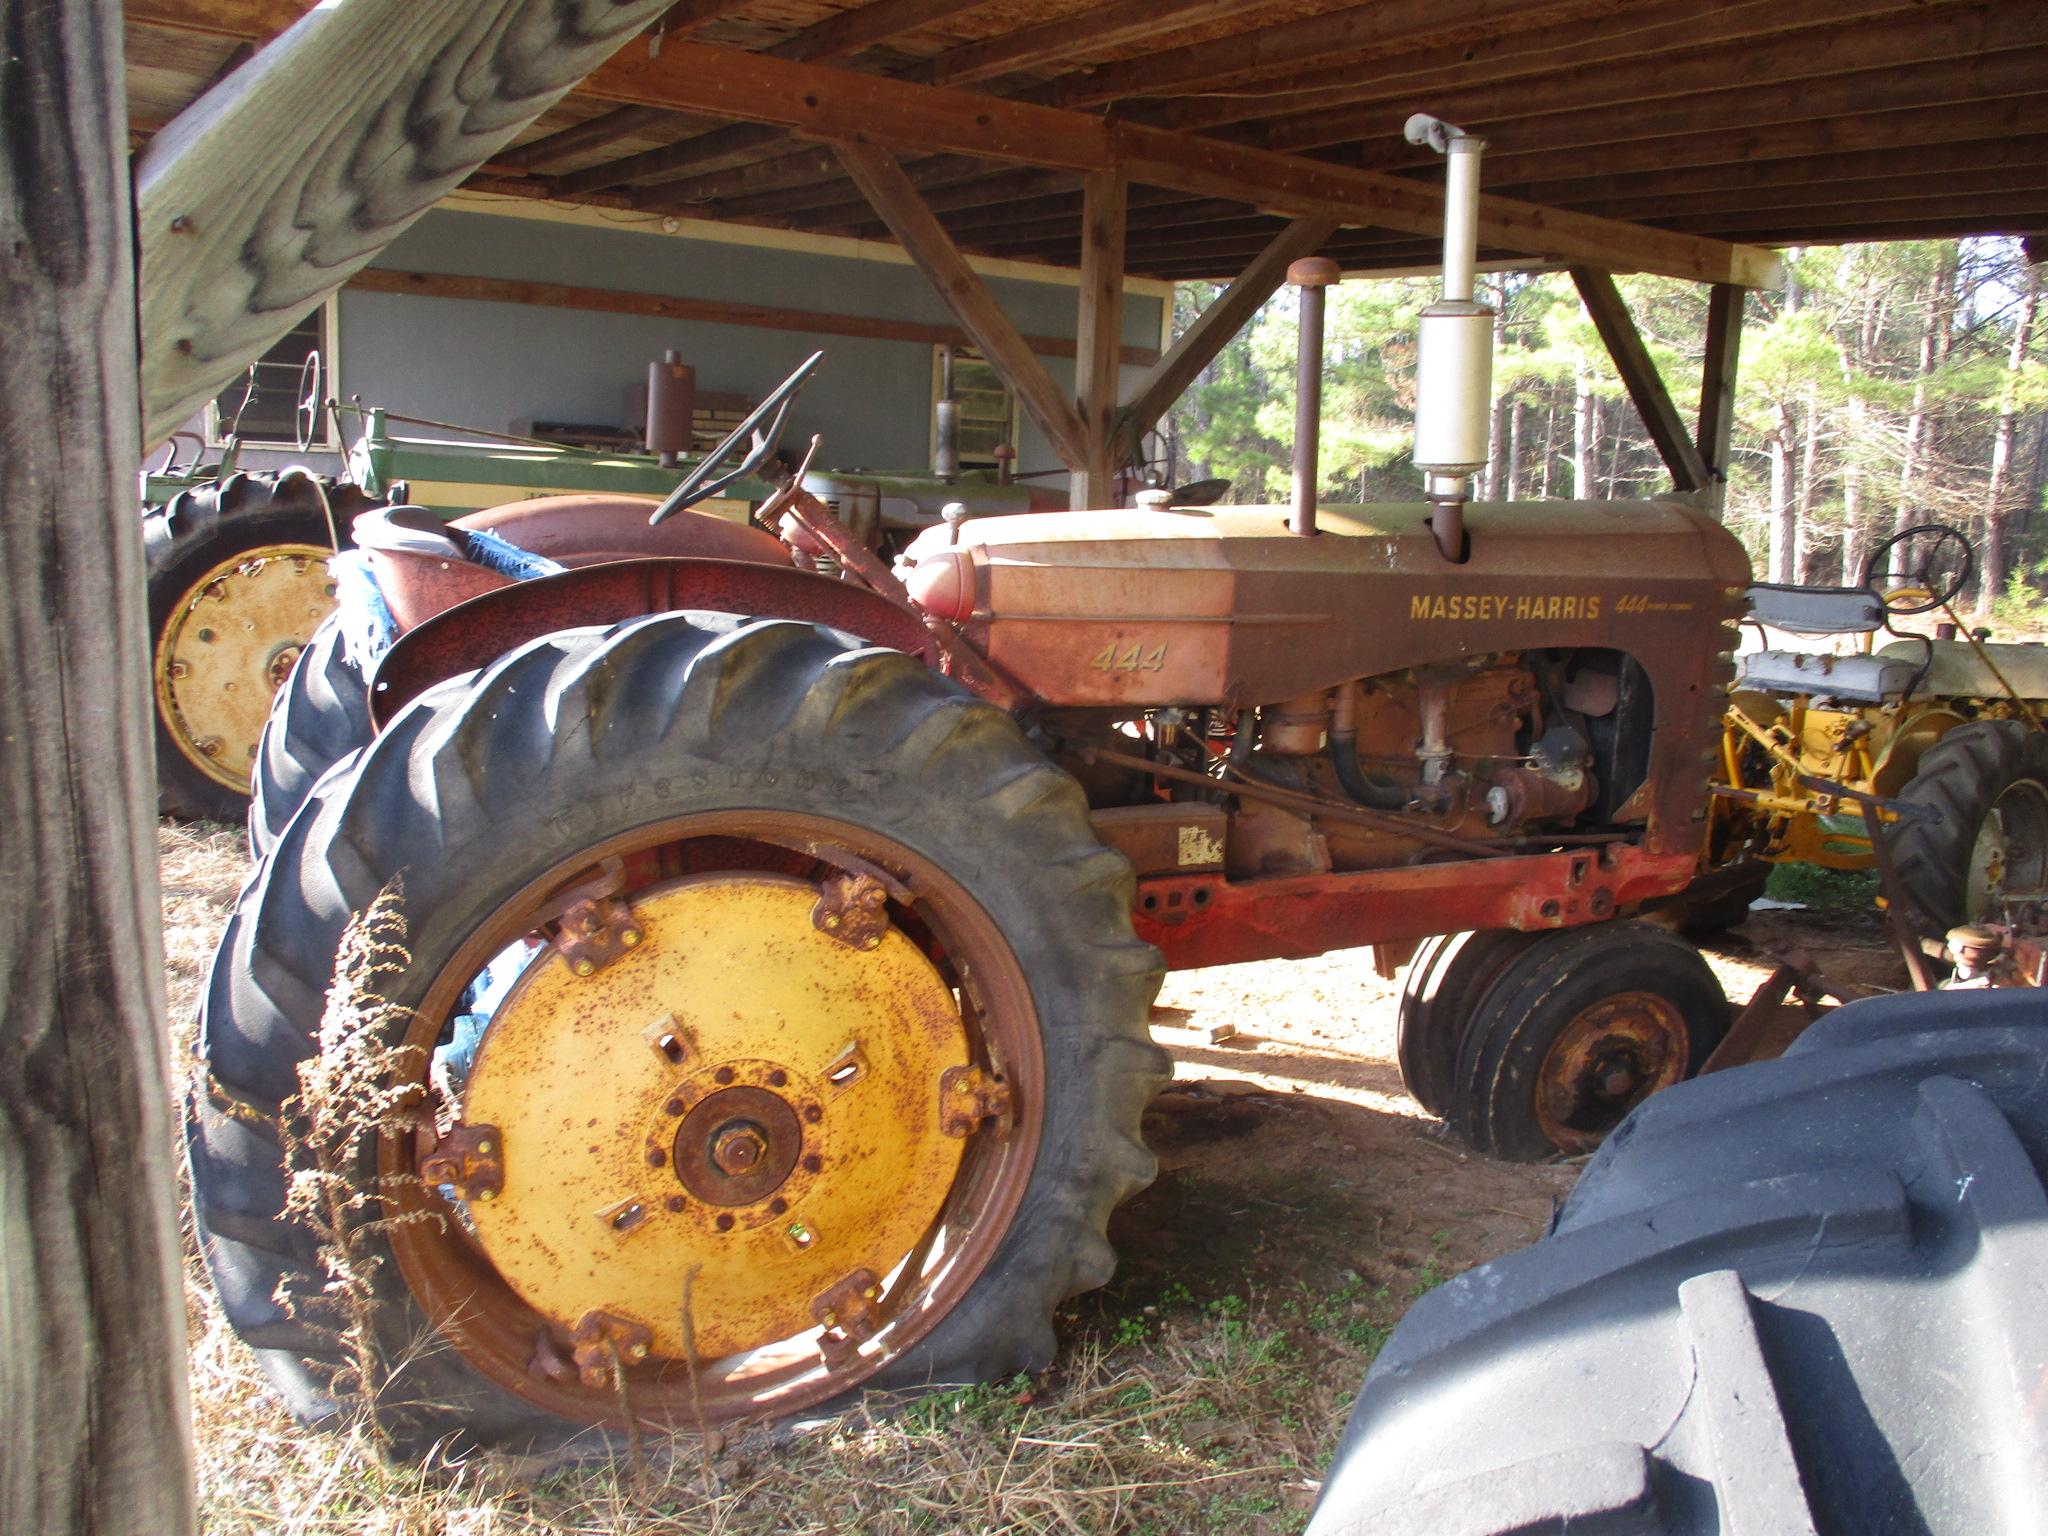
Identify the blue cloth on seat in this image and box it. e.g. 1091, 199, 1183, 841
329, 524, 565, 673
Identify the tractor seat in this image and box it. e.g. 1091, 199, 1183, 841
1743, 581, 1886, 636
1734, 647, 1918, 704
352, 505, 562, 633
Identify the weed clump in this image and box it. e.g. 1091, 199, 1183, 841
274, 878, 437, 1448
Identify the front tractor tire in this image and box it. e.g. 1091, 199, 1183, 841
188, 613, 1165, 1456
1891, 718, 2048, 930
1448, 923, 1729, 1161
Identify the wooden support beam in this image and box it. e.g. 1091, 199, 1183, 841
345, 267, 1159, 364
834, 142, 1088, 466
1569, 268, 1708, 494
2, 4, 196, 1532
1696, 284, 1745, 518
1059, 0, 1638, 108
576, 42, 1777, 286
1122, 218, 1340, 437
921, 0, 1265, 88
1073, 173, 1129, 508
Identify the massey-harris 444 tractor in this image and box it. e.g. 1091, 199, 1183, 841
191, 122, 1750, 1453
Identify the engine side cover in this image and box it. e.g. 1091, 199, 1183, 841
902, 500, 1751, 709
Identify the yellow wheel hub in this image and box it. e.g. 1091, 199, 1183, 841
460, 873, 973, 1364
154, 541, 335, 790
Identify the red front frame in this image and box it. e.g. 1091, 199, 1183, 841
1132, 845, 1699, 970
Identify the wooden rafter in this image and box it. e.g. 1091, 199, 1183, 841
575, 42, 1778, 286
1159, 0, 1948, 132
833, 141, 1088, 466
1342, 46, 2048, 165
1569, 268, 1708, 493
1058, 0, 1641, 108
919, 0, 1265, 89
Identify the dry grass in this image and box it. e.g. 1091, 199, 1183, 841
158, 820, 1512, 1535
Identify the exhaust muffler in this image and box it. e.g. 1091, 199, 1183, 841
1406, 114, 1493, 562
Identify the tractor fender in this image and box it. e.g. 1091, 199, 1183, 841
367, 555, 935, 726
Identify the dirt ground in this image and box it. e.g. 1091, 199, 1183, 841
156, 820, 1913, 1533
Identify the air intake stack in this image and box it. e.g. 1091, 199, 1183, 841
1406, 114, 1493, 562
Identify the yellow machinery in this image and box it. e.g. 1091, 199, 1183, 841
1703, 526, 2048, 931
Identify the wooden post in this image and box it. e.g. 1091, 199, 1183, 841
1073, 172, 1128, 509
0, 3, 197, 1532
1697, 283, 1746, 519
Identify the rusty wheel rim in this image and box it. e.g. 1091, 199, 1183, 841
1532, 991, 1690, 1154
153, 541, 335, 790
381, 810, 1043, 1430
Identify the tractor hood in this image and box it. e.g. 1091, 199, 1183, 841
900, 499, 1751, 708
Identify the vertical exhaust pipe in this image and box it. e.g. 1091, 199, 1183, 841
1289, 256, 1340, 537
1406, 114, 1493, 562
934, 344, 961, 482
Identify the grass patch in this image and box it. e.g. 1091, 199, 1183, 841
1763, 861, 1881, 915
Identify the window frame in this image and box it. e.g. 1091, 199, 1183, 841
203, 294, 342, 452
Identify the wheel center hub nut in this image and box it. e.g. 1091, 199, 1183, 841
711, 1122, 768, 1174
675, 1087, 803, 1206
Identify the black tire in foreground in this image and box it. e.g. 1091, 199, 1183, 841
1447, 921, 1728, 1161
1892, 718, 2048, 929
246, 614, 371, 858
188, 613, 1165, 1457
1309, 987, 2048, 1536
146, 472, 367, 820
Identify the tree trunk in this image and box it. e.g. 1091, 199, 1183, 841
0, 4, 196, 1533
1539, 403, 1557, 499
1504, 398, 1524, 500
1770, 403, 1797, 583
1572, 373, 1597, 499
1795, 399, 1822, 582
1841, 397, 1868, 586
1484, 290, 1508, 498
1895, 247, 1956, 537
1978, 263, 2041, 618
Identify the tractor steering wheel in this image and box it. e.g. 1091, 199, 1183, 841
649, 350, 823, 524
1861, 523, 1973, 614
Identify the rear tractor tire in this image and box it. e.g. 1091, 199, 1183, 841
146, 472, 364, 820
1891, 718, 2048, 929
1448, 922, 1729, 1161
188, 613, 1166, 1457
